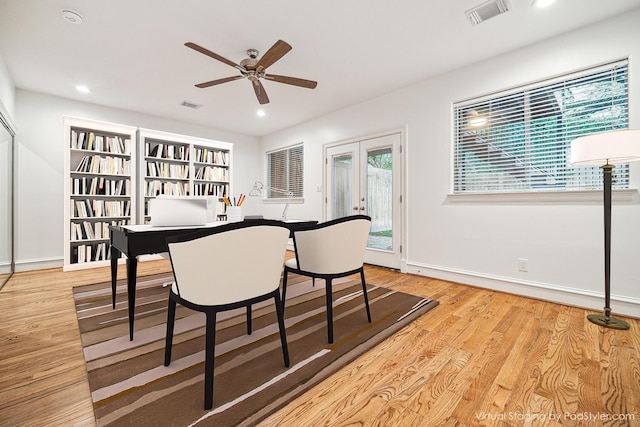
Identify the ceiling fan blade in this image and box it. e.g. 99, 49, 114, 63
185, 42, 245, 71
264, 74, 318, 89
255, 40, 292, 72
195, 75, 244, 88
252, 79, 270, 104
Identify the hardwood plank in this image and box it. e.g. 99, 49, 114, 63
1, 259, 639, 426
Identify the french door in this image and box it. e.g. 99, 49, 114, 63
325, 132, 402, 269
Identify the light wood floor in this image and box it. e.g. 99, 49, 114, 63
1, 258, 639, 426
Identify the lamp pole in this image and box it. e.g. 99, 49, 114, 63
587, 163, 630, 329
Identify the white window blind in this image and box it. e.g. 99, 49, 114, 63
266, 144, 304, 198
453, 60, 629, 194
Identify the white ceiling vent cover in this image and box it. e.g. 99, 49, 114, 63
180, 101, 203, 109
466, 0, 512, 25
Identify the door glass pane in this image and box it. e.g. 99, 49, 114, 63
366, 147, 393, 251
332, 154, 352, 218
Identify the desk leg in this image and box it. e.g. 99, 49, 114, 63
110, 246, 121, 309
126, 256, 138, 341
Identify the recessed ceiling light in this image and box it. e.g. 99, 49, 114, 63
76, 85, 90, 93
532, 0, 555, 8
256, 109, 266, 117
62, 9, 83, 24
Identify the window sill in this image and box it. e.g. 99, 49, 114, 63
262, 198, 305, 204
445, 189, 639, 204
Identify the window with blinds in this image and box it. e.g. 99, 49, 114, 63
453, 60, 629, 194
266, 144, 304, 198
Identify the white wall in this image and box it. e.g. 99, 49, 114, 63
14, 90, 261, 270
0, 50, 15, 120
261, 10, 640, 317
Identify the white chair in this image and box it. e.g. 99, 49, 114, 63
282, 215, 372, 343
164, 220, 290, 410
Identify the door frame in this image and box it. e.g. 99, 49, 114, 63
322, 127, 407, 272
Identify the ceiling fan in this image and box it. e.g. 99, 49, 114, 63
185, 40, 318, 105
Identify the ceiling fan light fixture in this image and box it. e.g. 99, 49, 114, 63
185, 40, 317, 105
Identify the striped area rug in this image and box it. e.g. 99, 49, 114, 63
73, 271, 439, 426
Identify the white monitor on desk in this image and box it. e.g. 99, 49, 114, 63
149, 196, 215, 226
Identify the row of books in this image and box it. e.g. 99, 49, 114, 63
71, 176, 130, 196
72, 242, 111, 264
194, 147, 229, 165
144, 180, 190, 197
71, 130, 131, 155
146, 161, 189, 179
70, 219, 129, 241
192, 183, 228, 197
75, 154, 131, 175
145, 142, 190, 161
72, 199, 132, 218
194, 165, 229, 182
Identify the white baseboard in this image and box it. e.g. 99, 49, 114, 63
406, 262, 640, 319
15, 257, 63, 272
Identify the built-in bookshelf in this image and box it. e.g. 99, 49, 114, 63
63, 117, 137, 271
138, 129, 233, 224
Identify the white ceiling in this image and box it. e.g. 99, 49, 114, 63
1, 0, 639, 137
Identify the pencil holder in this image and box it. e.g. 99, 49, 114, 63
226, 206, 243, 223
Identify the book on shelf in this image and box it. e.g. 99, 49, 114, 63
71, 177, 129, 196
71, 219, 129, 242
71, 199, 131, 218
73, 242, 110, 263
74, 155, 131, 175
194, 165, 229, 181
145, 180, 190, 197
194, 148, 230, 165
193, 183, 228, 197
71, 130, 131, 154
146, 161, 189, 179
147, 142, 189, 160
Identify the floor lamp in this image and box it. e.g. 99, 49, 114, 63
570, 129, 640, 330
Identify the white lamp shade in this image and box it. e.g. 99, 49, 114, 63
570, 129, 640, 166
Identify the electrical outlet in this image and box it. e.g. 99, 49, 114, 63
518, 258, 529, 272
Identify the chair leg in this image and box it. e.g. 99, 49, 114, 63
164, 295, 177, 366
325, 278, 334, 344
360, 268, 372, 323
246, 305, 252, 335
274, 292, 290, 367
204, 312, 217, 410
281, 267, 289, 314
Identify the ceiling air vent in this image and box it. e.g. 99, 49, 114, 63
180, 101, 203, 109
466, 0, 512, 25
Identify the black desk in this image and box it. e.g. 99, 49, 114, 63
109, 220, 317, 340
